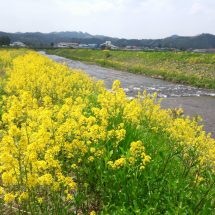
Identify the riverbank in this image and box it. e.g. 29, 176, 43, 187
44, 52, 215, 137
46, 49, 215, 89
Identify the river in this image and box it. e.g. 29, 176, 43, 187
41, 52, 215, 137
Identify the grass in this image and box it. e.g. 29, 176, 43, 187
46, 48, 215, 89
0, 49, 214, 214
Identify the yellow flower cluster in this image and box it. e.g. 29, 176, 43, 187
129, 141, 151, 169
107, 140, 151, 170
107, 157, 126, 169
140, 92, 215, 169
0, 52, 85, 204
0, 51, 150, 207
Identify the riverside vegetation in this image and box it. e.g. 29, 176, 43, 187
46, 49, 215, 89
0, 49, 214, 214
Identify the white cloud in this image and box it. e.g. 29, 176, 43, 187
54, 0, 115, 16
54, 0, 146, 16
190, 2, 205, 15
0, 0, 215, 38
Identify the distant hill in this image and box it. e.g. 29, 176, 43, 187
161, 34, 215, 49
1, 31, 215, 49
0, 31, 95, 47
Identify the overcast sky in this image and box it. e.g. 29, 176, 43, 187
0, 0, 215, 39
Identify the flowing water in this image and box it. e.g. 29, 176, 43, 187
41, 52, 215, 137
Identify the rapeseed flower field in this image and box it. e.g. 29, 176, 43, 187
0, 49, 214, 214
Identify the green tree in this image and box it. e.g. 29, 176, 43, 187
0, 36, 11, 46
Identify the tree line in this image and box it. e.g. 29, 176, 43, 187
0, 36, 10, 46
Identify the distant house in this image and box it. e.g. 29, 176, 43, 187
124, 46, 142, 51
193, 49, 215, 53
193, 49, 207, 53
79, 44, 89, 49
57, 42, 79, 48
206, 49, 215, 53
10, 41, 26, 47
88, 44, 98, 49
100, 41, 118, 50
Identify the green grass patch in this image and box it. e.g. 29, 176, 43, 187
46, 49, 215, 89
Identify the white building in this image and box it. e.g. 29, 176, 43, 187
88, 44, 98, 49
57, 42, 79, 48
79, 44, 89, 48
100, 41, 118, 50
10, 41, 26, 47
